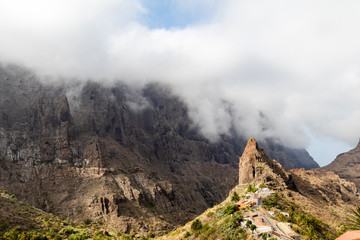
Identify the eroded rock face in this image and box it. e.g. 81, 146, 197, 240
323, 141, 360, 189
0, 64, 319, 233
238, 138, 293, 190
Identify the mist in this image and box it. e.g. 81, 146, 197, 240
1, 0, 360, 158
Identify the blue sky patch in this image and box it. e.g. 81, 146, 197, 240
140, 0, 217, 29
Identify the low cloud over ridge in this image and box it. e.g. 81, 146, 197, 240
1, 0, 360, 149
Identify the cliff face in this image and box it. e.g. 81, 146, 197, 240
238, 138, 360, 227
0, 64, 319, 232
323, 141, 360, 189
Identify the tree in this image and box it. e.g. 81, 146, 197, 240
246, 220, 252, 228
346, 206, 360, 230
231, 192, 240, 202
191, 219, 203, 231
250, 224, 257, 233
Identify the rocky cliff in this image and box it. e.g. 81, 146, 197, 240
238, 138, 360, 227
323, 140, 360, 189
0, 64, 319, 233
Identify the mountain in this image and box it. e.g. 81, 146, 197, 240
159, 138, 360, 239
323, 140, 360, 189
0, 64, 318, 233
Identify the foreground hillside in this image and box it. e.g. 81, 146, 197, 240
0, 190, 117, 239
160, 139, 360, 239
159, 185, 341, 240
0, 64, 318, 232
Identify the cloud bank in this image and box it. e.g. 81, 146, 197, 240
1, 0, 360, 150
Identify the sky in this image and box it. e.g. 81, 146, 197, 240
0, 0, 359, 166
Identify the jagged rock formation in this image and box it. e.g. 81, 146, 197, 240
323, 140, 360, 189
238, 138, 296, 191
0, 64, 319, 233
239, 138, 360, 227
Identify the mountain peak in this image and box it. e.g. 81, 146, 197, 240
243, 138, 259, 153
238, 138, 273, 185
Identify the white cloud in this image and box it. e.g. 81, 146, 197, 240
0, 0, 360, 151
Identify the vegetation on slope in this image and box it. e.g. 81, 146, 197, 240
262, 193, 339, 239
346, 206, 360, 230
157, 186, 249, 240
1, 183, 354, 240
0, 190, 141, 240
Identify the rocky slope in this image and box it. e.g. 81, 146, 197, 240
0, 64, 319, 233
0, 190, 118, 239
323, 140, 360, 189
238, 138, 360, 228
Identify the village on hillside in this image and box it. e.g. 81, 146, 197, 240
234, 186, 301, 240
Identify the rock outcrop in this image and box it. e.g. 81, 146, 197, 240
238, 138, 295, 190
0, 64, 319, 233
323, 140, 360, 189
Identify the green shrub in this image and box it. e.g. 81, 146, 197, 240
231, 192, 240, 202
229, 212, 243, 226
59, 226, 76, 236
3, 226, 21, 240
221, 215, 246, 240
191, 219, 203, 231
83, 218, 92, 225
206, 211, 214, 218
147, 228, 154, 238
223, 204, 238, 215
184, 231, 191, 238
246, 184, 258, 193
262, 193, 281, 210
0, 222, 10, 231
346, 206, 360, 230
245, 220, 252, 228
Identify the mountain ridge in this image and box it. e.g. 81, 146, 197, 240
323, 140, 360, 189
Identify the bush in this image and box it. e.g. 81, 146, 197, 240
59, 226, 76, 236
83, 218, 92, 225
184, 231, 191, 238
3, 226, 21, 239
191, 219, 203, 231
223, 204, 238, 215
262, 193, 281, 210
231, 192, 240, 202
221, 215, 246, 240
246, 220, 252, 228
229, 212, 243, 228
206, 211, 214, 218
246, 184, 258, 193
259, 183, 266, 188
147, 228, 154, 238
